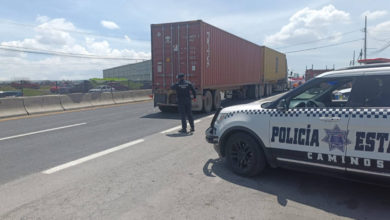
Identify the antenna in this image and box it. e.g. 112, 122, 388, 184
364, 16, 367, 60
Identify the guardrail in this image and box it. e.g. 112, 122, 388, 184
0, 89, 152, 118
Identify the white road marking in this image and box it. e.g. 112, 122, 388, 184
42, 139, 144, 174
0, 123, 87, 141
160, 119, 202, 134
206, 115, 215, 118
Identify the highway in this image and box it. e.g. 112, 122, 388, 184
0, 95, 390, 219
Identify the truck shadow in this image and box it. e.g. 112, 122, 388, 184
141, 99, 256, 120
203, 158, 390, 219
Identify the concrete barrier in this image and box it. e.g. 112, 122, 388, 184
0, 89, 152, 118
23, 95, 64, 114
130, 89, 152, 102
90, 92, 115, 106
0, 97, 28, 118
113, 89, 152, 104
60, 93, 93, 110
112, 91, 134, 104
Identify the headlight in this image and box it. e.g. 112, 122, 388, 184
215, 113, 228, 125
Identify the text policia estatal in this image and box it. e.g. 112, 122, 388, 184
271, 125, 319, 147
271, 125, 387, 169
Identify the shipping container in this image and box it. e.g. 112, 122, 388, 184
151, 20, 287, 112
261, 47, 288, 94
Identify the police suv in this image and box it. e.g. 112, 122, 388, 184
206, 63, 390, 182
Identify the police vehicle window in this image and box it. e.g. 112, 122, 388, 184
350, 75, 390, 107
289, 78, 353, 108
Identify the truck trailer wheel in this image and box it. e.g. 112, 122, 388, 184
225, 132, 266, 176
212, 90, 221, 110
158, 105, 176, 113
247, 85, 259, 99
203, 90, 213, 113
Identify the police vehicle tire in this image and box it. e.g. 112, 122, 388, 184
203, 90, 213, 113
225, 132, 266, 176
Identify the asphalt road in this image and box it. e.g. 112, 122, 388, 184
1, 94, 390, 219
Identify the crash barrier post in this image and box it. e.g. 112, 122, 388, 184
0, 97, 28, 118
23, 95, 64, 115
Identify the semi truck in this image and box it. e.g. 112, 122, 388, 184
151, 20, 287, 113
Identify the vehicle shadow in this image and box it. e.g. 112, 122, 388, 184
166, 133, 193, 138
203, 158, 390, 219
141, 98, 256, 120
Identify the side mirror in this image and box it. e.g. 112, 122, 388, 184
277, 99, 288, 111
261, 101, 271, 108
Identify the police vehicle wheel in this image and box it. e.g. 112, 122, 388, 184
226, 132, 266, 176
203, 90, 213, 113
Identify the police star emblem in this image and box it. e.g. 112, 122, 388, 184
322, 125, 351, 152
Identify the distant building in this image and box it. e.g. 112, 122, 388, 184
103, 60, 151, 81
305, 68, 334, 81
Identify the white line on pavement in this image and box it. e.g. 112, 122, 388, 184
0, 123, 87, 142
160, 119, 202, 134
42, 139, 145, 174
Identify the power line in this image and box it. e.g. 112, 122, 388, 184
370, 41, 390, 55
285, 39, 363, 54
275, 30, 360, 50
0, 45, 149, 61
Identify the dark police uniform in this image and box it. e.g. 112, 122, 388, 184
171, 74, 196, 132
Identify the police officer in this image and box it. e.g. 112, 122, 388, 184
171, 73, 197, 133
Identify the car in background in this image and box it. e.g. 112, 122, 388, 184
10, 80, 40, 89
89, 85, 115, 93
0, 91, 23, 98
50, 81, 93, 94
106, 82, 129, 91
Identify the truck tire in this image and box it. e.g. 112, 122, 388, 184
212, 90, 221, 110
225, 132, 266, 176
158, 105, 176, 113
203, 90, 213, 113
246, 85, 256, 99
257, 85, 262, 99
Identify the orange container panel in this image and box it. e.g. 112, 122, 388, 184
151, 20, 264, 91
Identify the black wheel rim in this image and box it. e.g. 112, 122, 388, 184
230, 140, 254, 171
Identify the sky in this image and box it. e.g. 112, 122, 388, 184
0, 0, 389, 81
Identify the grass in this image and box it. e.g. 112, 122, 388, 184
0, 85, 52, 96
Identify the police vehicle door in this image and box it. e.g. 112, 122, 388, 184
346, 75, 390, 178
271, 77, 354, 172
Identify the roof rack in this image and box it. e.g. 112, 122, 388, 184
338, 62, 390, 71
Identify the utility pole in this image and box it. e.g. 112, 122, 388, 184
364, 16, 367, 60
353, 50, 355, 66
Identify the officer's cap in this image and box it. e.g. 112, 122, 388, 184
177, 73, 185, 79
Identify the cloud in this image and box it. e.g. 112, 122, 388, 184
124, 35, 131, 42
101, 20, 120, 29
264, 5, 350, 47
368, 20, 390, 55
362, 10, 387, 20
0, 16, 150, 80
